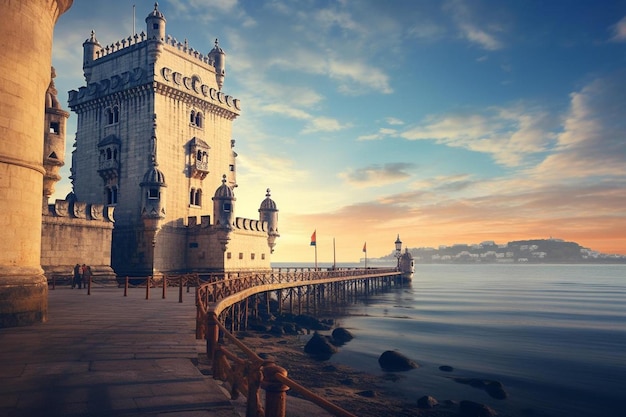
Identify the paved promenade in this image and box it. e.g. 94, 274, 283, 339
0, 284, 241, 417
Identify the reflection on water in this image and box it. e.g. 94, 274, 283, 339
322, 264, 626, 417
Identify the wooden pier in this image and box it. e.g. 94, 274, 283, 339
195, 267, 405, 417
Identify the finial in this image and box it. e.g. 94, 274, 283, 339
266, 188, 271, 198
222, 174, 227, 184
154, 2, 159, 11
215, 38, 219, 48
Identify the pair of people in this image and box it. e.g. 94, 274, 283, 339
72, 263, 92, 289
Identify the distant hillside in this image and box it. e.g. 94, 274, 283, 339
375, 238, 626, 264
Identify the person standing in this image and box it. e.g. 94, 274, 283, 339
77, 264, 86, 289
83, 265, 93, 292
72, 264, 80, 289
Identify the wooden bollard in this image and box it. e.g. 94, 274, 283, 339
146, 276, 150, 300
262, 363, 289, 417
206, 312, 220, 362
124, 276, 129, 296
162, 275, 166, 299
87, 274, 92, 295
178, 276, 183, 303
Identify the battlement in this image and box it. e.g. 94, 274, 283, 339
47, 199, 114, 223
93, 33, 217, 70
185, 216, 267, 233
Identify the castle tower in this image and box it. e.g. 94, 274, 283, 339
0, 0, 73, 327
43, 67, 70, 213
68, 4, 248, 276
259, 189, 280, 253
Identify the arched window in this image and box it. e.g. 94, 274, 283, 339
195, 112, 203, 128
106, 148, 112, 160
113, 106, 119, 123
190, 110, 195, 124
189, 188, 195, 205
195, 189, 202, 206
105, 108, 113, 125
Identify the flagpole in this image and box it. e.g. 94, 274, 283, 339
333, 237, 336, 270
365, 247, 367, 269
315, 243, 318, 271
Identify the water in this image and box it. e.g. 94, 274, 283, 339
288, 264, 626, 417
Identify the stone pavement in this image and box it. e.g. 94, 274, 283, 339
0, 284, 241, 417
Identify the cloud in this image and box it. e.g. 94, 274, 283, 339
609, 16, 626, 42
533, 69, 626, 179
302, 117, 349, 134
338, 163, 415, 188
400, 104, 556, 166
444, 0, 505, 50
386, 117, 404, 125
357, 128, 398, 141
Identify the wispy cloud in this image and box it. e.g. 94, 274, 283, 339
338, 163, 415, 188
444, 0, 505, 50
609, 16, 626, 42
400, 104, 556, 167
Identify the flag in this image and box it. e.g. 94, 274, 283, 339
363, 242, 367, 252
310, 230, 316, 246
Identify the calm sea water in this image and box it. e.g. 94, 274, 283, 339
277, 264, 626, 417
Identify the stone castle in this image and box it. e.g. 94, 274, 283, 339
50, 3, 280, 278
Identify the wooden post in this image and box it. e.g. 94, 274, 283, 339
124, 276, 129, 296
262, 363, 289, 417
206, 312, 219, 362
178, 276, 183, 303
87, 274, 92, 295
162, 275, 166, 299
146, 276, 150, 300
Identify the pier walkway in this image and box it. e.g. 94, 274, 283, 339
0, 286, 241, 417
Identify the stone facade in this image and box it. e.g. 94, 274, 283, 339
0, 0, 74, 327
67, 4, 279, 277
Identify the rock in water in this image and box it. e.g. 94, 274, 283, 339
331, 327, 354, 345
304, 332, 338, 359
459, 400, 497, 417
417, 395, 439, 409
377, 350, 418, 371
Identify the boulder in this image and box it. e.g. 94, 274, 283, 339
439, 365, 454, 372
331, 327, 354, 345
377, 350, 418, 371
304, 332, 338, 359
417, 395, 439, 409
459, 400, 497, 417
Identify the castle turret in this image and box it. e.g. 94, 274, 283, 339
208, 39, 226, 90
145, 2, 166, 41
82, 30, 101, 82
259, 189, 279, 252
213, 175, 235, 251
43, 67, 69, 212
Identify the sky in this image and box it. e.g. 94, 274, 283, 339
50, 0, 626, 263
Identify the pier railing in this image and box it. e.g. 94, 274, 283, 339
196, 267, 401, 417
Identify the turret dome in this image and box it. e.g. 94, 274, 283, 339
259, 189, 277, 211
146, 2, 165, 20
141, 165, 166, 186
214, 175, 235, 199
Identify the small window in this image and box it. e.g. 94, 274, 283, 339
106, 186, 118, 205
153, 23, 159, 30
148, 188, 159, 199
238, 252, 243, 260
50, 122, 60, 134
194, 189, 202, 206
189, 242, 199, 248
227, 252, 232, 259
229, 164, 235, 172
261, 254, 265, 260
113, 106, 119, 123
251, 253, 255, 260
223, 202, 231, 212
